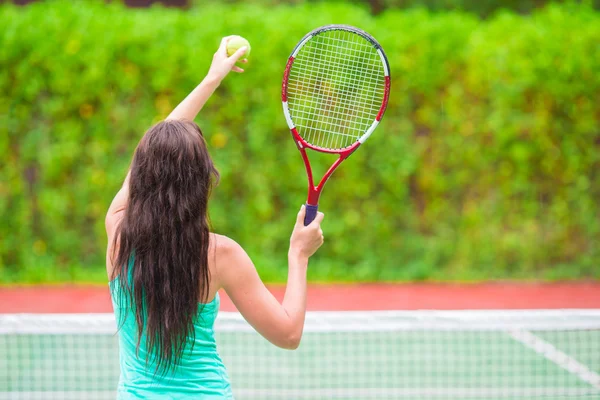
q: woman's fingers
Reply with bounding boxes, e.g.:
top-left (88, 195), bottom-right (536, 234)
top-left (218, 35), bottom-right (238, 56)
top-left (217, 37), bottom-right (229, 55)
top-left (220, 35), bottom-right (236, 47)
top-left (228, 46), bottom-right (248, 63)
top-left (232, 65), bottom-right (244, 73)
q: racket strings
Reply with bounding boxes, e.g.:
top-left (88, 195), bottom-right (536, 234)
top-left (290, 33), bottom-right (382, 148)
top-left (287, 29), bottom-right (385, 150)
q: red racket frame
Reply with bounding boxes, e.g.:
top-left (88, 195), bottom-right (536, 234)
top-left (282, 25), bottom-right (391, 225)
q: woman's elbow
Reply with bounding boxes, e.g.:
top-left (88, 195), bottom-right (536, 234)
top-left (272, 328), bottom-right (302, 350)
top-left (281, 331), bottom-right (302, 350)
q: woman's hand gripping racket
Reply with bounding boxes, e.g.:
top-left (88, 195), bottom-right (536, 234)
top-left (282, 25), bottom-right (391, 225)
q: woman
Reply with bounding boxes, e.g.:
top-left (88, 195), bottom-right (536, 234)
top-left (105, 36), bottom-right (325, 399)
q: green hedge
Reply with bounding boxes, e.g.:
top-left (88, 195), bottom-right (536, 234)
top-left (369, 0), bottom-right (600, 16)
top-left (194, 0), bottom-right (600, 17)
top-left (1, 0), bottom-right (599, 283)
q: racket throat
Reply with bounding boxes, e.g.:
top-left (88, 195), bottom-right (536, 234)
top-left (303, 145), bottom-right (359, 206)
top-left (306, 188), bottom-right (320, 206)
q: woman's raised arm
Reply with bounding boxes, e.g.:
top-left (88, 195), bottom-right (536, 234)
top-left (167, 36), bottom-right (248, 121)
top-left (106, 37), bottom-right (247, 233)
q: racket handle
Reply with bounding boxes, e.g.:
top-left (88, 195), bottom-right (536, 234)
top-left (304, 204), bottom-right (319, 226)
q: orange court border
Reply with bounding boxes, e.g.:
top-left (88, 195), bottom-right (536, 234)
top-left (1, 282), bottom-right (599, 313)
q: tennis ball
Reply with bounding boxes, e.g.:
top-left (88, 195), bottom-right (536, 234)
top-left (226, 36), bottom-right (251, 58)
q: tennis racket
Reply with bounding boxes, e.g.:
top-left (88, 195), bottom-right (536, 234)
top-left (282, 25), bottom-right (391, 225)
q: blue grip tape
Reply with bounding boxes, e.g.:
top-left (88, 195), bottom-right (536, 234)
top-left (304, 204), bottom-right (319, 226)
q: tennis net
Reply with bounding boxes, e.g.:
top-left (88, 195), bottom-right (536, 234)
top-left (1, 310), bottom-right (600, 399)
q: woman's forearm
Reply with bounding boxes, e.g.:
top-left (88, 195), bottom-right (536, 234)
top-left (166, 37), bottom-right (247, 122)
top-left (281, 253), bottom-right (309, 345)
top-left (166, 76), bottom-right (221, 121)
top-left (166, 36), bottom-right (247, 122)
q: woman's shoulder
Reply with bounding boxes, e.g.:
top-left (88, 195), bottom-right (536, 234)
top-left (210, 233), bottom-right (247, 261)
top-left (209, 233), bottom-right (255, 291)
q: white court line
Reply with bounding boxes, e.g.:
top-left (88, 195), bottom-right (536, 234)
top-left (235, 387), bottom-right (600, 398)
top-left (0, 393), bottom-right (116, 400)
top-left (509, 330), bottom-right (600, 390)
top-left (1, 387), bottom-right (599, 399)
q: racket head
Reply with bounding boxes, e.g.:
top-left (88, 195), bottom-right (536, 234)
top-left (282, 25), bottom-right (391, 153)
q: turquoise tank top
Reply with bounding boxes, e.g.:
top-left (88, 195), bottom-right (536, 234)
top-left (110, 278), bottom-right (233, 399)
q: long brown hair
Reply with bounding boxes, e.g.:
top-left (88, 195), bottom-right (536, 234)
top-left (111, 119), bottom-right (219, 373)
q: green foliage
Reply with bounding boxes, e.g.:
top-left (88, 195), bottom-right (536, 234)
top-left (197, 0), bottom-right (600, 18)
top-left (1, 0), bottom-right (599, 283)
top-left (377, 0), bottom-right (600, 17)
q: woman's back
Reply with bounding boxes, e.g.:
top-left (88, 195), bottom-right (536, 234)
top-left (111, 277), bottom-right (232, 399)
top-left (105, 37), bottom-right (324, 399)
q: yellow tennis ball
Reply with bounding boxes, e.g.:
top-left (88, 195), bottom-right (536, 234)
top-left (226, 36), bottom-right (251, 58)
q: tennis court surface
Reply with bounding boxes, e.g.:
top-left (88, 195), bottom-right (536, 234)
top-left (1, 309), bottom-right (599, 399)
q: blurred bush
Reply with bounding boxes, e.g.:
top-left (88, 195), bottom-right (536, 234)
top-left (369, 0), bottom-right (599, 16)
top-left (196, 0), bottom-right (600, 17)
top-left (1, 0), bottom-right (599, 282)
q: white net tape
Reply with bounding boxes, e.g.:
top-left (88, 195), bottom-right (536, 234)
top-left (1, 310), bottom-right (600, 399)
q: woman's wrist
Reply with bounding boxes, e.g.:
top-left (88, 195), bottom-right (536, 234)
top-left (288, 249), bottom-right (309, 266)
top-left (202, 73), bottom-right (223, 88)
